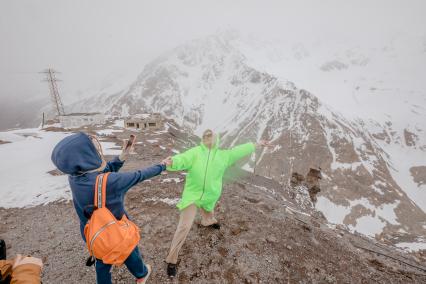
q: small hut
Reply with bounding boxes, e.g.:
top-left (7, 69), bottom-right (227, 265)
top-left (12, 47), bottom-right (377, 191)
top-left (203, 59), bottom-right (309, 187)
top-left (124, 113), bottom-right (163, 131)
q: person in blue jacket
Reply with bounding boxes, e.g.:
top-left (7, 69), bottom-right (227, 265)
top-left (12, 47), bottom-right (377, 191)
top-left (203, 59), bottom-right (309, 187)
top-left (51, 132), bottom-right (168, 284)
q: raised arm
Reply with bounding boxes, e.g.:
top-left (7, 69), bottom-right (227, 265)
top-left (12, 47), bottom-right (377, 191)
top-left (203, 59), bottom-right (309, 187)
top-left (166, 147), bottom-right (197, 172)
top-left (102, 138), bottom-right (136, 173)
top-left (103, 156), bottom-right (124, 173)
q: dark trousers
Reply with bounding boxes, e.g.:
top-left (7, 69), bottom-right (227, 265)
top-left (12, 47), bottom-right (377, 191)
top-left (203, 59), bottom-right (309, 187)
top-left (95, 246), bottom-right (148, 284)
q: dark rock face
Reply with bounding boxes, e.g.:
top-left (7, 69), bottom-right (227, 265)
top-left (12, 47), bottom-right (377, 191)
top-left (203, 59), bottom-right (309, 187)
top-left (410, 166), bottom-right (426, 186)
top-left (290, 172), bottom-right (305, 187)
top-left (290, 168), bottom-right (322, 203)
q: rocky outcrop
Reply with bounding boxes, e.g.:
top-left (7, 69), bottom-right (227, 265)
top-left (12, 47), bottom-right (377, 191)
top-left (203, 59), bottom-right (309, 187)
top-left (290, 168), bottom-right (322, 203)
top-left (410, 166), bottom-right (426, 187)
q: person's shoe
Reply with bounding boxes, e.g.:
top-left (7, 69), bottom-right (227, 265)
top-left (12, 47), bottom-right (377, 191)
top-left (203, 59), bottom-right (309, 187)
top-left (167, 263), bottom-right (177, 277)
top-left (208, 223), bottom-right (221, 230)
top-left (136, 264), bottom-right (152, 284)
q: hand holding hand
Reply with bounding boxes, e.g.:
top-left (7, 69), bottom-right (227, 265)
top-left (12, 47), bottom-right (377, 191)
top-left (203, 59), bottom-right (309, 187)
top-left (161, 156), bottom-right (173, 167)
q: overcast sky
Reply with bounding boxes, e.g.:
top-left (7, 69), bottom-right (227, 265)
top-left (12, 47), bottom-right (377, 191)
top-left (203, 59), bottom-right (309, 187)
top-left (1, 0), bottom-right (425, 104)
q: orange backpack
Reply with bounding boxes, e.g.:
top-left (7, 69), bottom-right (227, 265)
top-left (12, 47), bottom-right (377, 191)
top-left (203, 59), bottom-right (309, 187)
top-left (84, 173), bottom-right (140, 265)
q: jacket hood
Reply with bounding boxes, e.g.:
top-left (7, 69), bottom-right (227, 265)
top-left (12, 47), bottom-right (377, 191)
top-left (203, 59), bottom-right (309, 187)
top-left (200, 133), bottom-right (220, 151)
top-left (51, 132), bottom-right (103, 175)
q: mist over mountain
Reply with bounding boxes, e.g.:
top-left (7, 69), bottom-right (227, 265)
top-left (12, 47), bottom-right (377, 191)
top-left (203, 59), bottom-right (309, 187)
top-left (66, 32), bottom-right (426, 246)
top-left (0, 96), bottom-right (47, 131)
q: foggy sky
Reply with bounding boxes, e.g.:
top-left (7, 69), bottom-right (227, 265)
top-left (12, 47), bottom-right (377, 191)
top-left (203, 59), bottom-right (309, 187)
top-left (1, 0), bottom-right (425, 104)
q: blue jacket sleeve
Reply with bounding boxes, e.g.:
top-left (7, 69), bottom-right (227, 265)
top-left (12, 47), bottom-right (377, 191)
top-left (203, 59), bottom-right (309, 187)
top-left (108, 164), bottom-right (166, 194)
top-left (103, 156), bottom-right (124, 173)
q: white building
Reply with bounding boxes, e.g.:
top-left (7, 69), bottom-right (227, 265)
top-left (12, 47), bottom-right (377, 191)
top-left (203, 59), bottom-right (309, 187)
top-left (59, 113), bottom-right (105, 128)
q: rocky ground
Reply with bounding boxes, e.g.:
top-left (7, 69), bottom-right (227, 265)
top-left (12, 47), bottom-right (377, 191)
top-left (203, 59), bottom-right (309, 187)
top-left (1, 122), bottom-right (426, 283)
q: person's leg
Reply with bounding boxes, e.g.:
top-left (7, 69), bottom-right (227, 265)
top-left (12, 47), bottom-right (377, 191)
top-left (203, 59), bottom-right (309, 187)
top-left (199, 207), bottom-right (218, 226)
top-left (124, 246), bottom-right (149, 279)
top-left (165, 204), bottom-right (198, 264)
top-left (95, 259), bottom-right (112, 284)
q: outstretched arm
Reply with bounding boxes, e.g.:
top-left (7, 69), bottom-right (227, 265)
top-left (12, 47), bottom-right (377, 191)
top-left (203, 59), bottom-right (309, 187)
top-left (226, 142), bottom-right (256, 167)
top-left (166, 147), bottom-right (197, 172)
top-left (226, 140), bottom-right (272, 167)
top-left (109, 163), bottom-right (166, 194)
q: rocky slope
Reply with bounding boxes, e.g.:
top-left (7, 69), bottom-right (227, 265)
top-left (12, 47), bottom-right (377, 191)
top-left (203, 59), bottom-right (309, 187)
top-left (1, 124), bottom-right (426, 283)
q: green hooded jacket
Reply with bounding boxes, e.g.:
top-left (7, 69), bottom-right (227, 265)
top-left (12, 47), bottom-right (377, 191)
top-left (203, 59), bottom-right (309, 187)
top-left (167, 137), bottom-right (256, 211)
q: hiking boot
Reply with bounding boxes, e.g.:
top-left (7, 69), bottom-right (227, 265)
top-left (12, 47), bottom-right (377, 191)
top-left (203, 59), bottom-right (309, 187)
top-left (136, 264), bottom-right (152, 284)
top-left (208, 223), bottom-right (221, 230)
top-left (167, 263), bottom-right (177, 277)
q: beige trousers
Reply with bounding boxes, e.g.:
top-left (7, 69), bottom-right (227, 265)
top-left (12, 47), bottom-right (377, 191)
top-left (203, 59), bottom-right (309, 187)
top-left (165, 204), bottom-right (218, 264)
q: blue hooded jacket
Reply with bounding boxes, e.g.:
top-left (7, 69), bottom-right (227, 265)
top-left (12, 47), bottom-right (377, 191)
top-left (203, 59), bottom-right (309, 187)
top-left (51, 132), bottom-right (165, 241)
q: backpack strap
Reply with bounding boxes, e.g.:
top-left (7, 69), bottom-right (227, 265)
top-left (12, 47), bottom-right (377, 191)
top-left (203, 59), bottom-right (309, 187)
top-left (94, 172), bottom-right (110, 208)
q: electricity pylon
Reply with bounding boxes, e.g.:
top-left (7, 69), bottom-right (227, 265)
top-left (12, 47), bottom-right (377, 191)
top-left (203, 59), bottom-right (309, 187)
top-left (40, 68), bottom-right (65, 117)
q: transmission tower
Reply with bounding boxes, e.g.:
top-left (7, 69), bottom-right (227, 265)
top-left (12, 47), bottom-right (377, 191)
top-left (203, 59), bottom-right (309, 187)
top-left (40, 68), bottom-right (65, 117)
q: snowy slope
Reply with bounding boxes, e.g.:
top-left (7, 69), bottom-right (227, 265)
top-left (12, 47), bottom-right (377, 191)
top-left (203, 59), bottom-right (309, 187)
top-left (0, 129), bottom-right (71, 208)
top-left (234, 35), bottom-right (426, 126)
top-left (0, 120), bottom-right (131, 208)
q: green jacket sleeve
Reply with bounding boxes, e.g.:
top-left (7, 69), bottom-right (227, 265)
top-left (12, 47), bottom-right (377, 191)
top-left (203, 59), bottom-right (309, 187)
top-left (226, 142), bottom-right (256, 167)
top-left (166, 147), bottom-right (197, 171)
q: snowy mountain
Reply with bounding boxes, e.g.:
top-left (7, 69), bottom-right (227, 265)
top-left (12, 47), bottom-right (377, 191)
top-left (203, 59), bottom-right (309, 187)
top-left (68, 33), bottom-right (426, 247)
top-left (234, 34), bottom-right (426, 126)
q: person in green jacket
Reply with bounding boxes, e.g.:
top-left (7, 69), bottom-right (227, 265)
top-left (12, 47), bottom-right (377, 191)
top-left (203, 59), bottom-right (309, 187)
top-left (164, 129), bottom-right (271, 277)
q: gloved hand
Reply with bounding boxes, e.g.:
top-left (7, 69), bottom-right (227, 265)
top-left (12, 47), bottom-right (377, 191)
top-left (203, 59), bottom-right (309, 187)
top-left (13, 254), bottom-right (43, 270)
top-left (11, 254), bottom-right (43, 284)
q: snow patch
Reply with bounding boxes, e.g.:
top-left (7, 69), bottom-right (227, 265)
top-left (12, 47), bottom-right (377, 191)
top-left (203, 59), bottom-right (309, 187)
top-left (161, 178), bottom-right (182, 183)
top-left (352, 215), bottom-right (386, 236)
top-left (316, 196), bottom-right (351, 224)
top-left (99, 141), bottom-right (122, 155)
top-left (316, 196), bottom-right (400, 236)
top-left (96, 129), bottom-right (117, 136)
top-left (0, 128), bottom-right (71, 208)
top-left (396, 242), bottom-right (426, 252)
